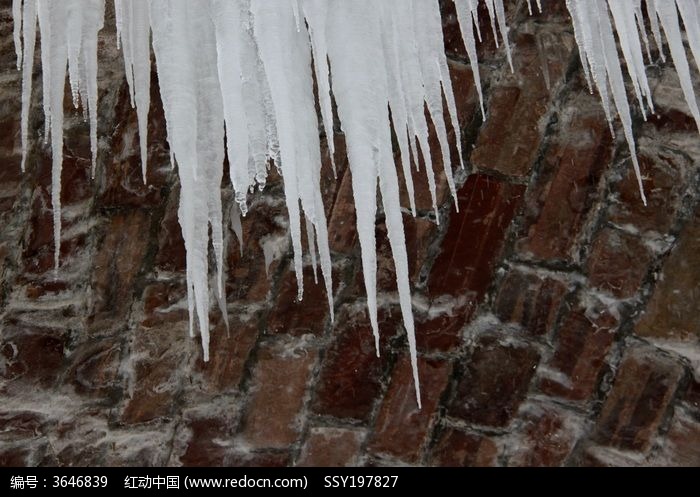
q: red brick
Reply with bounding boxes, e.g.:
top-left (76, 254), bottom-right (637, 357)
top-left (312, 308), bottom-right (399, 422)
top-left (21, 188), bottom-right (90, 275)
top-left (539, 306), bottom-right (617, 401)
top-left (415, 298), bottom-right (476, 353)
top-left (471, 27), bottom-right (574, 178)
top-left (594, 346), bottom-right (683, 452)
top-left (449, 334), bottom-right (539, 427)
top-left (586, 228), bottom-right (653, 299)
top-left (608, 141), bottom-right (690, 236)
top-left (516, 89), bottom-right (612, 262)
top-left (509, 403), bottom-right (581, 466)
top-left (141, 280), bottom-right (188, 327)
top-left (297, 427), bottom-right (364, 467)
top-left (89, 211), bottom-right (150, 331)
top-left (180, 413), bottom-right (238, 466)
top-left (429, 174), bottom-right (524, 298)
top-left (650, 411), bottom-right (700, 466)
top-left (0, 320), bottom-right (68, 387)
top-left (239, 337), bottom-right (316, 449)
top-left (430, 428), bottom-right (498, 467)
top-left (267, 265), bottom-right (332, 336)
top-left (192, 319), bottom-right (258, 393)
top-left (368, 355), bottom-right (451, 463)
top-left (636, 210), bottom-right (700, 342)
top-left (121, 323), bottom-right (189, 424)
top-left (493, 269), bottom-right (568, 336)
top-left (64, 337), bottom-right (122, 398)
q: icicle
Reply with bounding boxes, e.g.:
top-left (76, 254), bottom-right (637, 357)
top-left (302, 0), bottom-right (336, 176)
top-left (326, 0), bottom-right (420, 406)
top-left (19, 0), bottom-right (37, 173)
top-left (666, 0), bottom-right (700, 131)
top-left (116, 0), bottom-right (150, 182)
top-left (455, 0), bottom-right (485, 117)
top-left (646, 0), bottom-right (667, 62)
top-left (13, 0), bottom-right (23, 70)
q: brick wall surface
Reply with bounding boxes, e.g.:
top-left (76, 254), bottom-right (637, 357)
top-left (0, 1), bottom-right (698, 467)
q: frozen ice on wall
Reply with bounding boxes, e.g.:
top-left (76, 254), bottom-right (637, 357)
top-left (12, 0), bottom-right (700, 406)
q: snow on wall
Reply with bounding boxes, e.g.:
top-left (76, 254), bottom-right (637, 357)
top-left (11, 0), bottom-right (700, 406)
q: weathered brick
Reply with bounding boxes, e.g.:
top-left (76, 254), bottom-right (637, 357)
top-left (429, 428), bottom-right (498, 467)
top-left (64, 337), bottom-right (122, 398)
top-left (415, 297), bottom-right (476, 353)
top-left (179, 413), bottom-right (238, 466)
top-left (450, 334), bottom-right (539, 427)
top-left (368, 355), bottom-right (450, 463)
top-left (607, 138), bottom-right (691, 236)
top-left (429, 174), bottom-right (524, 298)
top-left (192, 319), bottom-right (258, 394)
top-left (594, 346), bottom-right (683, 452)
top-left (471, 26), bottom-right (574, 178)
top-left (121, 323), bottom-right (189, 424)
top-left (239, 337), bottom-right (316, 449)
top-left (141, 280), bottom-right (188, 327)
top-left (636, 209), bottom-right (700, 342)
top-left (0, 320), bottom-right (68, 387)
top-left (586, 228), bottom-right (652, 299)
top-left (267, 265), bottom-right (332, 336)
top-left (297, 427), bottom-right (364, 467)
top-left (515, 89), bottom-right (611, 262)
top-left (493, 268), bottom-right (567, 336)
top-left (89, 210), bottom-right (150, 331)
top-left (539, 306), bottom-right (617, 401)
top-left (650, 411), bottom-right (700, 466)
top-left (509, 403), bottom-right (581, 467)
top-left (312, 308), bottom-right (399, 422)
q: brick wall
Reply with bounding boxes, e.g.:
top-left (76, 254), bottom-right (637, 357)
top-left (0, 1), bottom-right (698, 466)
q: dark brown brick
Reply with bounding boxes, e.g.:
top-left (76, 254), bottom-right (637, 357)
top-left (429, 174), bottom-right (524, 298)
top-left (239, 337), bottom-right (316, 449)
top-left (450, 334), bottom-right (539, 427)
top-left (586, 228), bottom-right (652, 299)
top-left (312, 308), bottom-right (399, 422)
top-left (415, 298), bottom-right (476, 353)
top-left (650, 411), bottom-right (700, 466)
top-left (509, 403), bottom-right (580, 466)
top-left (636, 209), bottom-right (700, 342)
top-left (539, 307), bottom-right (617, 401)
top-left (516, 90), bottom-right (612, 262)
top-left (192, 319), bottom-right (259, 394)
top-left (430, 428), bottom-right (498, 467)
top-left (594, 347), bottom-right (683, 452)
top-left (607, 141), bottom-right (691, 236)
top-left (89, 210), bottom-right (150, 331)
top-left (0, 321), bottom-right (68, 387)
top-left (297, 427), bottom-right (364, 467)
top-left (493, 268), bottom-right (568, 336)
top-left (368, 355), bottom-right (450, 463)
top-left (267, 265), bottom-right (332, 336)
top-left (121, 323), bottom-right (189, 424)
top-left (471, 26), bottom-right (574, 178)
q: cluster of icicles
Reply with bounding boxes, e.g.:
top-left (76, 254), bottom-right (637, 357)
top-left (11, 0), bottom-right (700, 406)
